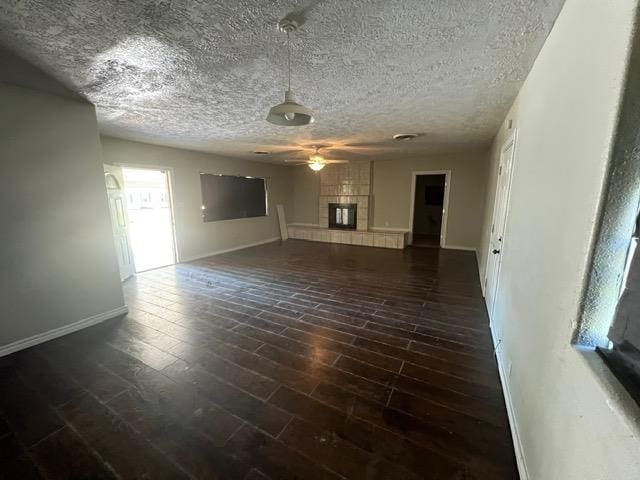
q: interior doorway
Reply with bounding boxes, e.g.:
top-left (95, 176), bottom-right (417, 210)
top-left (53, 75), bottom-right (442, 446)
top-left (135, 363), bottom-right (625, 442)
top-left (410, 171), bottom-right (450, 248)
top-left (121, 167), bottom-right (177, 272)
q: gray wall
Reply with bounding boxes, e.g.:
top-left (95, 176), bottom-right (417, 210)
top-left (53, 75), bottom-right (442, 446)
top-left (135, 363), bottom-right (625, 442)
top-left (101, 137), bottom-right (294, 261)
top-left (0, 45), bottom-right (84, 101)
top-left (0, 83), bottom-right (125, 350)
top-left (477, 0), bottom-right (640, 477)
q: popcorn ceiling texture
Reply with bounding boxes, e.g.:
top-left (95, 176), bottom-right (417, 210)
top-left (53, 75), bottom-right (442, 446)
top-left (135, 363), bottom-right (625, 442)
top-left (0, 0), bottom-right (564, 162)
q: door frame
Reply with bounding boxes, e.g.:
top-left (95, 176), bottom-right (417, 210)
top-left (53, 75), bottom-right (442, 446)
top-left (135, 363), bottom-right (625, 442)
top-left (484, 130), bottom-right (518, 321)
top-left (409, 170), bottom-right (451, 247)
top-left (117, 164), bottom-right (180, 265)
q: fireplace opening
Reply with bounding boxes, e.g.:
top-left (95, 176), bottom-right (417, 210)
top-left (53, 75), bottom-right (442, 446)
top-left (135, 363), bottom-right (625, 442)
top-left (329, 203), bottom-right (357, 230)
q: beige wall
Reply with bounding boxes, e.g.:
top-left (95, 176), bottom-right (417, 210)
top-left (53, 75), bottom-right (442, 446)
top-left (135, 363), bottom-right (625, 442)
top-left (477, 0), bottom-right (640, 478)
top-left (372, 153), bottom-right (489, 249)
top-left (291, 165), bottom-right (320, 225)
top-left (289, 153), bottom-right (489, 250)
top-left (101, 137), bottom-right (293, 261)
top-left (0, 83), bottom-right (125, 351)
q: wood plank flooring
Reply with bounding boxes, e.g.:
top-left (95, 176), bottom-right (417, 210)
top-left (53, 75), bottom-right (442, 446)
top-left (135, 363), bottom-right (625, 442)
top-left (0, 240), bottom-right (518, 479)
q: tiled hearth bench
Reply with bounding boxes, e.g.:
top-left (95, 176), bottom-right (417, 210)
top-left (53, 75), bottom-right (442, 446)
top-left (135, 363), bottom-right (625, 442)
top-left (287, 224), bottom-right (408, 249)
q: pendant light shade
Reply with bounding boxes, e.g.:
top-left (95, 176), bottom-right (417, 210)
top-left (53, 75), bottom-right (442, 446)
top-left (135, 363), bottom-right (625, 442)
top-left (266, 90), bottom-right (314, 126)
top-left (266, 17), bottom-right (313, 126)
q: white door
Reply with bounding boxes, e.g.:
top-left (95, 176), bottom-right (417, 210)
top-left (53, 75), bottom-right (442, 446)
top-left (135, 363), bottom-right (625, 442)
top-left (485, 133), bottom-right (517, 321)
top-left (104, 165), bottom-right (135, 281)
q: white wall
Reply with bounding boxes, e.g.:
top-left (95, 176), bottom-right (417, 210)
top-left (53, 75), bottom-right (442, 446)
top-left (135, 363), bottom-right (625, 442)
top-left (477, 1), bottom-right (640, 478)
top-left (100, 137), bottom-right (293, 261)
top-left (0, 83), bottom-right (125, 352)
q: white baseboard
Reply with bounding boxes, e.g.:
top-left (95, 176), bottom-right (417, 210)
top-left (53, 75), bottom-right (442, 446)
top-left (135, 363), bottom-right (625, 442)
top-left (443, 244), bottom-right (477, 252)
top-left (287, 223), bottom-right (321, 227)
top-left (370, 227), bottom-right (410, 233)
top-left (477, 251), bottom-right (486, 297)
top-left (180, 237), bottom-right (281, 263)
top-left (0, 305), bottom-right (129, 358)
top-left (490, 327), bottom-right (529, 480)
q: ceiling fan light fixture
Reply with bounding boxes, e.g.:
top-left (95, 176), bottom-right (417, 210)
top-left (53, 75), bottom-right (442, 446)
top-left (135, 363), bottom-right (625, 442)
top-left (308, 161), bottom-right (325, 172)
top-left (266, 90), bottom-right (314, 126)
top-left (307, 147), bottom-right (326, 171)
top-left (309, 152), bottom-right (324, 163)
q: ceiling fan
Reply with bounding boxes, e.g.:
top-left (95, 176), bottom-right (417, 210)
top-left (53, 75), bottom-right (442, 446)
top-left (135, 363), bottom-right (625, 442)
top-left (264, 140), bottom-right (389, 157)
top-left (251, 135), bottom-right (423, 169)
top-left (284, 146), bottom-right (348, 171)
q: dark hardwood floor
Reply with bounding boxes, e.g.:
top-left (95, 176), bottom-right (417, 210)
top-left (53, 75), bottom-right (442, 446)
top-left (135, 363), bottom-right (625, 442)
top-left (411, 233), bottom-right (442, 248)
top-left (0, 240), bottom-right (518, 479)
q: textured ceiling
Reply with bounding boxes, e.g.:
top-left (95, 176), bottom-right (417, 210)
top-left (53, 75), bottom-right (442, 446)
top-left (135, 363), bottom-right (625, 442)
top-left (0, 0), bottom-right (564, 163)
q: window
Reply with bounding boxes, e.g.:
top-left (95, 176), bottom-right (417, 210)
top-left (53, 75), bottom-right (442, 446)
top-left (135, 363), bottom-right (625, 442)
top-left (200, 174), bottom-right (267, 222)
top-left (597, 214), bottom-right (640, 407)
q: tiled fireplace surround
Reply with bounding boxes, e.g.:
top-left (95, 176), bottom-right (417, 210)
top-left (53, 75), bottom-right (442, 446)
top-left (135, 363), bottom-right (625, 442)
top-left (288, 161), bottom-right (408, 249)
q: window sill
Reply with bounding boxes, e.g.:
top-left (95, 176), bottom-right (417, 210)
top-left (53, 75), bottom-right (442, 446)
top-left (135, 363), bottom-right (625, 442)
top-left (575, 346), bottom-right (640, 434)
top-left (596, 345), bottom-right (640, 409)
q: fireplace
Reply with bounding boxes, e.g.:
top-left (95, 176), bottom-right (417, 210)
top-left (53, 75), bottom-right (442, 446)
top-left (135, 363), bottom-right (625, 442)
top-left (329, 203), bottom-right (357, 230)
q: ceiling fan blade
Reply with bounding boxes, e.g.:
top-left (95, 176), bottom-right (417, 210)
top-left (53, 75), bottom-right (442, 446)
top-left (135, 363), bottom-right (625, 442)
top-left (328, 145), bottom-right (395, 154)
top-left (265, 148), bottom-right (305, 156)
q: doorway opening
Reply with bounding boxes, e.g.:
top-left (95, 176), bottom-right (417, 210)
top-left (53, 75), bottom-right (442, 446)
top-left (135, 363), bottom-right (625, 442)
top-left (410, 172), bottom-right (450, 248)
top-left (122, 167), bottom-right (177, 272)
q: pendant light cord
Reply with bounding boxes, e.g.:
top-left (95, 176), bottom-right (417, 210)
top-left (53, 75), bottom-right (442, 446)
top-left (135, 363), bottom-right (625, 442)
top-left (287, 31), bottom-right (291, 91)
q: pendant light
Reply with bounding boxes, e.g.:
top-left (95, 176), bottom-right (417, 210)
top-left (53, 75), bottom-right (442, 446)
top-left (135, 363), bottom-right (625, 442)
top-left (266, 18), bottom-right (314, 126)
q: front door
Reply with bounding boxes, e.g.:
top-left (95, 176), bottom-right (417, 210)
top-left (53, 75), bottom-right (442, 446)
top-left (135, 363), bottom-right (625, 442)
top-left (104, 164), bottom-right (135, 281)
top-left (485, 133), bottom-right (517, 322)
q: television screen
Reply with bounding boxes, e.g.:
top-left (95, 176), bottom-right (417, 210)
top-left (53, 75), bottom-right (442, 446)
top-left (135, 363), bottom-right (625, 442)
top-left (200, 174), bottom-right (267, 222)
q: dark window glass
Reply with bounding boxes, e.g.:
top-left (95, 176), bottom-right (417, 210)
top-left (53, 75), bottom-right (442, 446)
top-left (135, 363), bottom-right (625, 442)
top-left (200, 174), bottom-right (267, 222)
